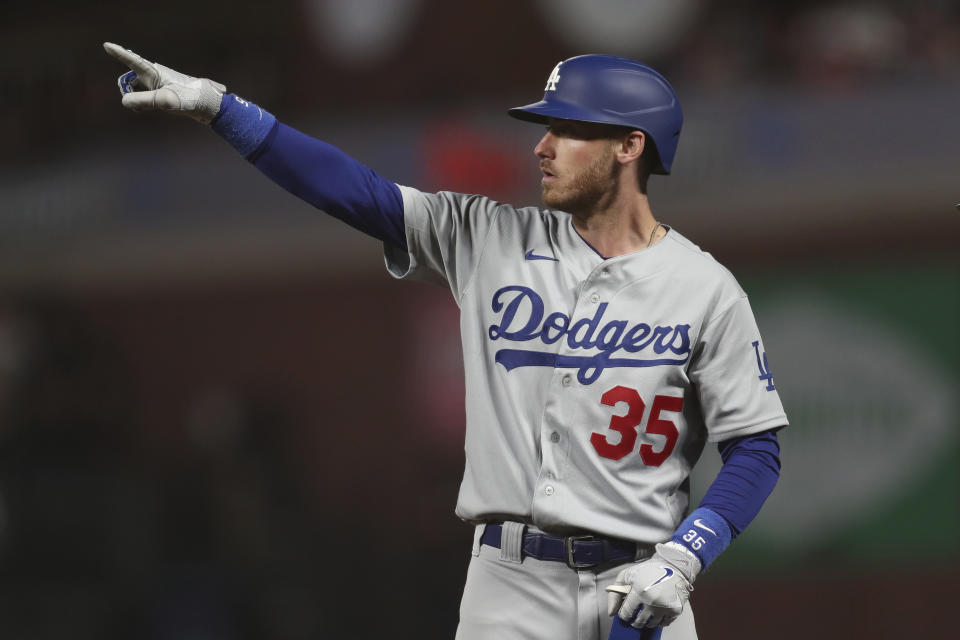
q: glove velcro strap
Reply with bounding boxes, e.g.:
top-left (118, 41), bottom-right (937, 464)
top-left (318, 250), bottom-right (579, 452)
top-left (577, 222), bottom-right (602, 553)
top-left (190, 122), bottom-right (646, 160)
top-left (670, 507), bottom-right (732, 572)
top-left (654, 542), bottom-right (701, 584)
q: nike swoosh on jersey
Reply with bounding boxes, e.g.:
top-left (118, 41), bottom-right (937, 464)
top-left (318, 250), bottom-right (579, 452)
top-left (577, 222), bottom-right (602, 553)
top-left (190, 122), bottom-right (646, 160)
top-left (693, 519), bottom-right (717, 536)
top-left (646, 568), bottom-right (674, 590)
top-left (524, 249), bottom-right (559, 261)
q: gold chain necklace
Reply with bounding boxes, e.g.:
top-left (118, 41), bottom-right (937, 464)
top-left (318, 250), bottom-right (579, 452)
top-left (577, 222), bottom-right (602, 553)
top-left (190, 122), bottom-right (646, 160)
top-left (647, 222), bottom-right (664, 247)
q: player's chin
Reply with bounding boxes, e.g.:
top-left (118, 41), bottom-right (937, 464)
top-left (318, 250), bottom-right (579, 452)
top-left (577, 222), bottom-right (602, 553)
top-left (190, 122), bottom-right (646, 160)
top-left (540, 184), bottom-right (566, 209)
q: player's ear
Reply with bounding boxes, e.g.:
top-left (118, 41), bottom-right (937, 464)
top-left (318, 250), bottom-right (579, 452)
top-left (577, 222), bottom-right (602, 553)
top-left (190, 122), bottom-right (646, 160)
top-left (615, 130), bottom-right (646, 165)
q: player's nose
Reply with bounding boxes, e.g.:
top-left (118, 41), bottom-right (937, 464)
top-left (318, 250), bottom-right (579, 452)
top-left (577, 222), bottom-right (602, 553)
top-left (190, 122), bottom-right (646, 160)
top-left (534, 131), bottom-right (555, 160)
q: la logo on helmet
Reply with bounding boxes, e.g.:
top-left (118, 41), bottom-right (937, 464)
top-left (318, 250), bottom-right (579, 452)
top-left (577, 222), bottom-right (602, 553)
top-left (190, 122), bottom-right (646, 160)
top-left (545, 62), bottom-right (562, 91)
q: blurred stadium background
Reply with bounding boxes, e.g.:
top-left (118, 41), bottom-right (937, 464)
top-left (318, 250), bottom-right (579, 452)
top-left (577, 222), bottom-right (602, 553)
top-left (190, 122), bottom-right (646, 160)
top-left (0, 1), bottom-right (957, 638)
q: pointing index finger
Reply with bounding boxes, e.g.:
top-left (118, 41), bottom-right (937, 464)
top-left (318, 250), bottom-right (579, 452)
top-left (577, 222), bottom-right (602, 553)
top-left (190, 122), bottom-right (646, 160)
top-left (103, 42), bottom-right (158, 88)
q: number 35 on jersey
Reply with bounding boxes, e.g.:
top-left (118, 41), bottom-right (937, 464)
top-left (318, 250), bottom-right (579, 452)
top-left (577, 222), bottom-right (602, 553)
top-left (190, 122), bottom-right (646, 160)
top-left (591, 385), bottom-right (682, 466)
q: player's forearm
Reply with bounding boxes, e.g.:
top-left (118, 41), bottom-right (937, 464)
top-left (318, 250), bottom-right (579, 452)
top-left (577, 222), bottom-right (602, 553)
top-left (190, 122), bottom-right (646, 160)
top-left (699, 429), bottom-right (782, 537)
top-left (211, 94), bottom-right (406, 249)
top-left (662, 429), bottom-right (781, 574)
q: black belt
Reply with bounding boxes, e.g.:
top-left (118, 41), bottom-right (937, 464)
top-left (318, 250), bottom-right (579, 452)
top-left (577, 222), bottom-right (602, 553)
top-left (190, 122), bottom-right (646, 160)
top-left (480, 524), bottom-right (639, 570)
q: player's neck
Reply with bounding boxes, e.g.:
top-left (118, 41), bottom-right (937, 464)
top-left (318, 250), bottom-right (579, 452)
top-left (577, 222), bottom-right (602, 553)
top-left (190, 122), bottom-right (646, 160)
top-left (571, 191), bottom-right (661, 258)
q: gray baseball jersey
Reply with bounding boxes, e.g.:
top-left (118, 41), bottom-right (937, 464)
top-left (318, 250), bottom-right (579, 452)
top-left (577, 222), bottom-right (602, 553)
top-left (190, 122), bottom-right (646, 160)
top-left (385, 186), bottom-right (787, 544)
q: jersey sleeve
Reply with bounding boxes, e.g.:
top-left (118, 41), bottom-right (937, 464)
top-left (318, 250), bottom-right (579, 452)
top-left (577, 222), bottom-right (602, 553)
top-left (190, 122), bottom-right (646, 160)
top-left (383, 186), bottom-right (504, 301)
top-left (689, 296), bottom-right (788, 442)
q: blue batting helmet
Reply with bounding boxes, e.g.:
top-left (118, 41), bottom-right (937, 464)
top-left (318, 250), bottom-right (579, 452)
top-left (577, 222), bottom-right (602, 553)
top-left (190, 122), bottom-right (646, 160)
top-left (508, 55), bottom-right (683, 175)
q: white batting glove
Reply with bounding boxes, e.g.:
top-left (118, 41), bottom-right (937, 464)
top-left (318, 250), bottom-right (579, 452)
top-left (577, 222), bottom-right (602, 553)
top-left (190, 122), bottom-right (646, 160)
top-left (606, 542), bottom-right (701, 629)
top-left (103, 42), bottom-right (226, 124)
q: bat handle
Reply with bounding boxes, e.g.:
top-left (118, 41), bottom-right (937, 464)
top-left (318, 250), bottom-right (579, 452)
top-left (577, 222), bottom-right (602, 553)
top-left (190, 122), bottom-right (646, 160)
top-left (609, 616), bottom-right (663, 640)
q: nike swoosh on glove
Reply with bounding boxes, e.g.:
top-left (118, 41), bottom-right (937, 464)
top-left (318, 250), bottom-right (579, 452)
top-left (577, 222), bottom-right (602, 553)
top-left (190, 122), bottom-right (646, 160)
top-left (606, 542), bottom-right (700, 629)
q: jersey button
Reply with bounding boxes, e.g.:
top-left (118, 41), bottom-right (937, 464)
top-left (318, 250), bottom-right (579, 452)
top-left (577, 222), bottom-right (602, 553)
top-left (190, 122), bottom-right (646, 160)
top-left (561, 374), bottom-right (572, 386)
top-left (550, 432), bottom-right (560, 443)
top-left (544, 485), bottom-right (555, 496)
top-left (590, 293), bottom-right (600, 303)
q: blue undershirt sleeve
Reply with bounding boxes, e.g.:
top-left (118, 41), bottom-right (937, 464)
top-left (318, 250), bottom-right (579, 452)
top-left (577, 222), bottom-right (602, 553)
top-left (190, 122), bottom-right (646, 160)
top-left (210, 94), bottom-right (406, 249)
top-left (698, 429), bottom-right (782, 537)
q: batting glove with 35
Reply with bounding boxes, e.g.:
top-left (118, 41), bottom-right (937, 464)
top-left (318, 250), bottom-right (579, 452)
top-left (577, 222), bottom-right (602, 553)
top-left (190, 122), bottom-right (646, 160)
top-left (606, 541), bottom-right (701, 629)
top-left (103, 42), bottom-right (226, 124)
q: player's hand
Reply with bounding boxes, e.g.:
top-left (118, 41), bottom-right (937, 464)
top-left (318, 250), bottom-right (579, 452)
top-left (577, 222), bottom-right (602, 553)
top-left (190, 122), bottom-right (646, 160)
top-left (605, 542), bottom-right (700, 629)
top-left (103, 42), bottom-right (226, 124)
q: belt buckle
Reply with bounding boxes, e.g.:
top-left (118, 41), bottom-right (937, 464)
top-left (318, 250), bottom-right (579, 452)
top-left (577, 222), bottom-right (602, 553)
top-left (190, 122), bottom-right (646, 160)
top-left (565, 535), bottom-right (597, 570)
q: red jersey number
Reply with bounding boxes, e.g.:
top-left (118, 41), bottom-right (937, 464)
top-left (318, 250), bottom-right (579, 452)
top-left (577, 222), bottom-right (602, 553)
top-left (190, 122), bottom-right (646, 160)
top-left (591, 387), bottom-right (682, 466)
top-left (589, 386), bottom-right (646, 461)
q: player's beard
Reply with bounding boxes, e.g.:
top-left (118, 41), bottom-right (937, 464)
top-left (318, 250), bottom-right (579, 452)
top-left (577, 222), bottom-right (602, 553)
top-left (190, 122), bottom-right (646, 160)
top-left (541, 147), bottom-right (617, 215)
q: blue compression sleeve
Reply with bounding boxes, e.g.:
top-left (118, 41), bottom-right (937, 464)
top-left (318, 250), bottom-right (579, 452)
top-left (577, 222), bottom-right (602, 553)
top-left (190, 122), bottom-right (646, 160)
top-left (211, 94), bottom-right (277, 157)
top-left (700, 430), bottom-right (782, 537)
top-left (669, 430), bottom-right (781, 569)
top-left (211, 94), bottom-right (406, 249)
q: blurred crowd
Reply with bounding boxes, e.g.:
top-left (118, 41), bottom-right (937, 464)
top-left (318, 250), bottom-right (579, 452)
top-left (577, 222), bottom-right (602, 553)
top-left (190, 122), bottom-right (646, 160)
top-left (681, 1), bottom-right (959, 89)
top-left (0, 287), bottom-right (468, 639)
top-left (2, 1), bottom-right (958, 168)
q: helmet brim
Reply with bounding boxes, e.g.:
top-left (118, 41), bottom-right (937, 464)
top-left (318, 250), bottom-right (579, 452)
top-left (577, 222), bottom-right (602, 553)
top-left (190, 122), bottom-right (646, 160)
top-left (508, 99), bottom-right (618, 127)
top-left (507, 100), bottom-right (670, 175)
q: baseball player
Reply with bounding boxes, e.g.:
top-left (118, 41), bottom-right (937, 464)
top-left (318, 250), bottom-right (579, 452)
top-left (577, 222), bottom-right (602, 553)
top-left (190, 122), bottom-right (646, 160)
top-left (104, 43), bottom-right (787, 640)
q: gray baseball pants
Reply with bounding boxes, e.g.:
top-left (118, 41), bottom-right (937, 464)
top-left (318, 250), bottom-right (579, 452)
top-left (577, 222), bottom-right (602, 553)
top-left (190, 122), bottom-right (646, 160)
top-left (455, 523), bottom-right (698, 640)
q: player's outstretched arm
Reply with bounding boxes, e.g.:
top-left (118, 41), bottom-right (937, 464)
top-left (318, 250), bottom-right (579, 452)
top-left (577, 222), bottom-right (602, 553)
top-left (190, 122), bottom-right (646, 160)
top-left (103, 42), bottom-right (406, 249)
